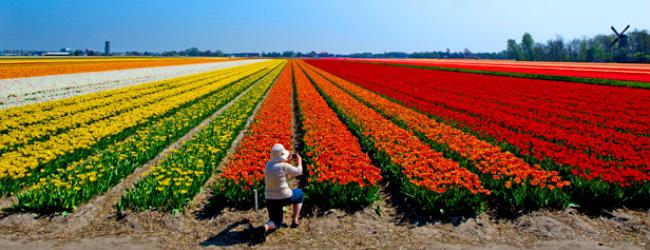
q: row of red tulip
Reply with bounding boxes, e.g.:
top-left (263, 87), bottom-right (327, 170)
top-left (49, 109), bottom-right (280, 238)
top-left (303, 62), bottom-right (571, 211)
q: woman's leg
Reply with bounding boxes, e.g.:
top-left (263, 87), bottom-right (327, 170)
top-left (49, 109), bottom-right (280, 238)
top-left (292, 203), bottom-right (302, 224)
top-left (265, 199), bottom-right (282, 232)
top-left (290, 189), bottom-right (305, 225)
top-left (264, 221), bottom-right (276, 232)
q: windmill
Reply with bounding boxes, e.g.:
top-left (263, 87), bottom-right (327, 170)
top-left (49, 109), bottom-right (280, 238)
top-left (609, 25), bottom-right (630, 48)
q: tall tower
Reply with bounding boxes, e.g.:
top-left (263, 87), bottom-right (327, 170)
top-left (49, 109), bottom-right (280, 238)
top-left (104, 41), bottom-right (110, 55)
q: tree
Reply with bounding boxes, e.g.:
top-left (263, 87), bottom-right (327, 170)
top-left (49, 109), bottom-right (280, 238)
top-left (185, 47), bottom-right (200, 57)
top-left (577, 39), bottom-right (589, 62)
top-left (629, 30), bottom-right (649, 54)
top-left (532, 43), bottom-right (546, 61)
top-left (585, 46), bottom-right (596, 62)
top-left (592, 35), bottom-right (613, 61)
top-left (546, 36), bottom-right (565, 61)
top-left (506, 39), bottom-right (520, 60)
top-left (567, 39), bottom-right (581, 62)
top-left (521, 33), bottom-right (534, 61)
top-left (162, 51), bottom-right (178, 56)
top-left (126, 51), bottom-right (142, 56)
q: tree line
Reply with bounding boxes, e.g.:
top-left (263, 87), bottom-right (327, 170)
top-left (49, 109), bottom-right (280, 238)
top-left (343, 50), bottom-right (506, 59)
top-left (143, 49), bottom-right (507, 59)
top-left (506, 30), bottom-right (650, 63)
top-left (158, 47), bottom-right (225, 57)
top-left (6, 30), bottom-right (649, 62)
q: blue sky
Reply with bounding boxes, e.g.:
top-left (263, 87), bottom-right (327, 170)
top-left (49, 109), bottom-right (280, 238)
top-left (1, 0), bottom-right (649, 53)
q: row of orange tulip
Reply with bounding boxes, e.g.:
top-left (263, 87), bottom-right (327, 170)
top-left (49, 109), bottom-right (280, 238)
top-left (216, 61), bottom-right (294, 206)
top-left (0, 58), bottom-right (234, 79)
top-left (293, 61), bottom-right (381, 207)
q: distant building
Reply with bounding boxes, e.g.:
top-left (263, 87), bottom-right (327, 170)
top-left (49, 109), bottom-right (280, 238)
top-left (105, 41), bottom-right (111, 55)
top-left (44, 52), bottom-right (71, 56)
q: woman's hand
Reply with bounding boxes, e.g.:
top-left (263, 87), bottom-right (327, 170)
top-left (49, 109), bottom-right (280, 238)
top-left (293, 153), bottom-right (302, 168)
top-left (288, 153), bottom-right (302, 164)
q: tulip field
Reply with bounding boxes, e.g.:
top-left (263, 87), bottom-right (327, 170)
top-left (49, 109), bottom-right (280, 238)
top-left (306, 59), bottom-right (650, 209)
top-left (364, 58), bottom-right (650, 87)
top-left (0, 57), bottom-right (648, 217)
top-left (0, 57), bottom-right (235, 79)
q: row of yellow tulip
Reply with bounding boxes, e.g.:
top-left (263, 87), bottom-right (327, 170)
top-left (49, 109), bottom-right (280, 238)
top-left (0, 61), bottom-right (278, 195)
top-left (11, 60), bottom-right (285, 212)
top-left (0, 64), bottom-right (254, 154)
top-left (0, 63), bottom-right (248, 133)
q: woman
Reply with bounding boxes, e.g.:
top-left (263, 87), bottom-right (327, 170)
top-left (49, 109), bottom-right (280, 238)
top-left (263, 143), bottom-right (303, 232)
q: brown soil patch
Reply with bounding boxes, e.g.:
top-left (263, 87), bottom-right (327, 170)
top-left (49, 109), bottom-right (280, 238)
top-left (1, 190), bottom-right (648, 249)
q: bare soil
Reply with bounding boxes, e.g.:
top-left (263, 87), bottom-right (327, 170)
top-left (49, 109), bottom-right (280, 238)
top-left (0, 188), bottom-right (648, 250)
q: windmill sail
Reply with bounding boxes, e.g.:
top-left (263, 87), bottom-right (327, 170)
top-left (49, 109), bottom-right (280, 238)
top-left (609, 25), bottom-right (630, 48)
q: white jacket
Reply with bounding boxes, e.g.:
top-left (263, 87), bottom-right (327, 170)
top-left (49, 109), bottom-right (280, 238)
top-left (264, 157), bottom-right (302, 200)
